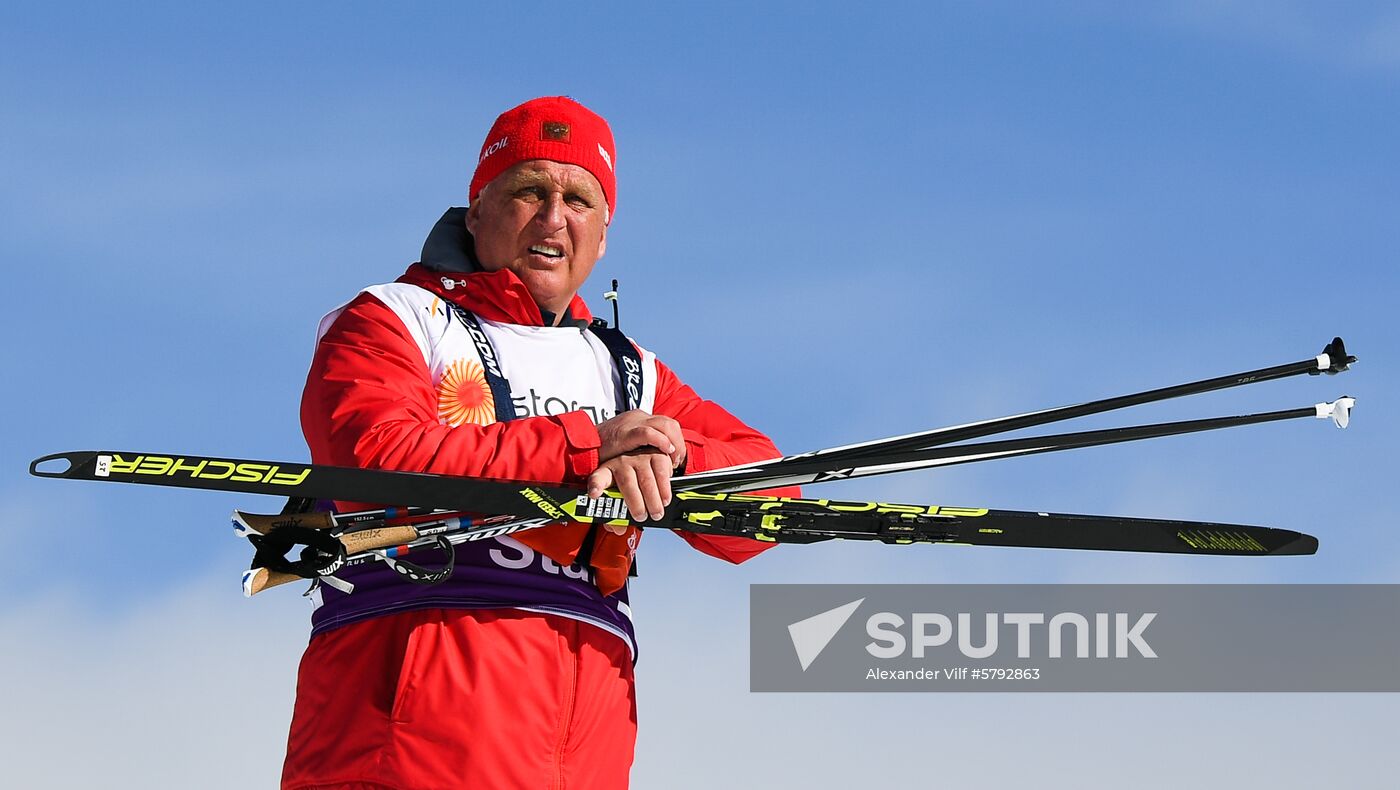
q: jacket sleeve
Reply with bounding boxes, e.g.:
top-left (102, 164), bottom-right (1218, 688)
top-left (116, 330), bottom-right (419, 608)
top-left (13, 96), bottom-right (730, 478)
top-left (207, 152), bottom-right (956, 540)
top-left (301, 292), bottom-right (602, 489)
top-left (651, 358), bottom-right (801, 564)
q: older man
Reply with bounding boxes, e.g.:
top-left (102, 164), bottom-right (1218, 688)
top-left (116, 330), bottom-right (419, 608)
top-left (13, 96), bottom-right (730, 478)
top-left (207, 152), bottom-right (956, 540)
top-left (281, 97), bottom-right (795, 789)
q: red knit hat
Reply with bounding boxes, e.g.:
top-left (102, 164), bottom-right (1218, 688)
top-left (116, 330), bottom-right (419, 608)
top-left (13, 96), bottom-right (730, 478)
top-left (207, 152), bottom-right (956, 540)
top-left (469, 96), bottom-right (617, 221)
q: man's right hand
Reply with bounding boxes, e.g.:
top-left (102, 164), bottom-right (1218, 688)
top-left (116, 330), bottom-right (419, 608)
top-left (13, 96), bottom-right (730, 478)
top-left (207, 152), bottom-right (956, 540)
top-left (596, 410), bottom-right (686, 469)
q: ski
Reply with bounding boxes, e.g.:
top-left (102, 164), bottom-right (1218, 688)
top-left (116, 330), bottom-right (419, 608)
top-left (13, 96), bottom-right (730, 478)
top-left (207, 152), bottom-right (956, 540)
top-left (29, 398), bottom-right (1354, 521)
top-left (247, 489), bottom-right (1316, 555)
top-left (29, 450), bottom-right (635, 519)
top-left (234, 496), bottom-right (1315, 596)
top-left (32, 449), bottom-right (1317, 573)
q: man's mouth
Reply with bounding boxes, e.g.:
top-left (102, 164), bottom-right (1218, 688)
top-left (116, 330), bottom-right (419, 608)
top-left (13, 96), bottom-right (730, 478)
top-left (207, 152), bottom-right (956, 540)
top-left (528, 244), bottom-right (564, 259)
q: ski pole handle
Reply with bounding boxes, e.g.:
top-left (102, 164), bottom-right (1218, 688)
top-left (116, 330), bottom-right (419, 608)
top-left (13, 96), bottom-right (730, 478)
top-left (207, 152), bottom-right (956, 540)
top-left (338, 526), bottom-right (422, 554)
top-left (242, 567), bottom-right (303, 596)
top-left (239, 525), bottom-right (424, 596)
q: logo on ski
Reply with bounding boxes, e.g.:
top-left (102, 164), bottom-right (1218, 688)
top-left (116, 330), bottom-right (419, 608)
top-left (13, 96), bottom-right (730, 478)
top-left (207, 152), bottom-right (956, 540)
top-left (106, 454), bottom-right (311, 487)
top-left (519, 487), bottom-right (567, 520)
top-left (457, 519), bottom-right (550, 542)
top-left (576, 495), bottom-right (630, 521)
top-left (1177, 530), bottom-right (1267, 552)
top-left (677, 491), bottom-right (988, 518)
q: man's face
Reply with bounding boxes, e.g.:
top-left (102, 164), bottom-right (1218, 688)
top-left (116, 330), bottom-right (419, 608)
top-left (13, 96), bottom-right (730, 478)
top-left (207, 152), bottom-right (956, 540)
top-left (466, 159), bottom-right (609, 320)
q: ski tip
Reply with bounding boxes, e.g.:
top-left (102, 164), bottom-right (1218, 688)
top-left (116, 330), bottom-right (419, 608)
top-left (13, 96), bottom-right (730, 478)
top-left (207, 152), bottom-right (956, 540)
top-left (1282, 532), bottom-right (1320, 556)
top-left (1314, 337), bottom-right (1357, 375)
top-left (1314, 397), bottom-right (1356, 429)
top-left (29, 452), bottom-right (78, 478)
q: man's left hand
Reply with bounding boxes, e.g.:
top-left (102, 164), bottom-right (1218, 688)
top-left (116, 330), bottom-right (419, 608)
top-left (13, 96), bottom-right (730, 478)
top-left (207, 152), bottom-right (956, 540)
top-left (586, 449), bottom-right (675, 522)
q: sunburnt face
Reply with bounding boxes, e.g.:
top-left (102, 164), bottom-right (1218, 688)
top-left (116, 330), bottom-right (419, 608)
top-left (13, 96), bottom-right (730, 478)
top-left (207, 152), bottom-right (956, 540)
top-left (466, 160), bottom-right (609, 321)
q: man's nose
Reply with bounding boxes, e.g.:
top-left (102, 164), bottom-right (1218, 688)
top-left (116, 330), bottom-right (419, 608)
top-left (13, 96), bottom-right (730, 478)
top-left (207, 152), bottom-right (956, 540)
top-left (533, 193), bottom-right (566, 231)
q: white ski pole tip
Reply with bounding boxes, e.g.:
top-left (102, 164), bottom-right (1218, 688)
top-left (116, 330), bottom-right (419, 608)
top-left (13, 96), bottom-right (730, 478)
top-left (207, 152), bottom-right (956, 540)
top-left (1315, 397), bottom-right (1355, 429)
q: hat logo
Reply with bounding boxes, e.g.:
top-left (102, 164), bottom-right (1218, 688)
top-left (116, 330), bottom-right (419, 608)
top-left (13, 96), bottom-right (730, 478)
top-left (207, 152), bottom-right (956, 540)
top-left (541, 121), bottom-right (571, 142)
top-left (597, 142), bottom-right (613, 171)
top-left (479, 136), bottom-right (509, 163)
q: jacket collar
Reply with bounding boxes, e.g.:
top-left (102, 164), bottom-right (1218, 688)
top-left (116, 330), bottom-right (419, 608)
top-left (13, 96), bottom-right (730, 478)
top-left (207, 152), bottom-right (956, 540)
top-left (404, 208), bottom-right (593, 327)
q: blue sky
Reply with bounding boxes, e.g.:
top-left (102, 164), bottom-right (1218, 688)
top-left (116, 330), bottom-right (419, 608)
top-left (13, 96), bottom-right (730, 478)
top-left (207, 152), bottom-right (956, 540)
top-left (2, 2), bottom-right (1396, 786)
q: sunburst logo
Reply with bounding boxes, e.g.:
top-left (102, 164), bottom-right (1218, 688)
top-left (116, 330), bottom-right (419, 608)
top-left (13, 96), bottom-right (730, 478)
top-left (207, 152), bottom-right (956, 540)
top-left (437, 359), bottom-right (496, 426)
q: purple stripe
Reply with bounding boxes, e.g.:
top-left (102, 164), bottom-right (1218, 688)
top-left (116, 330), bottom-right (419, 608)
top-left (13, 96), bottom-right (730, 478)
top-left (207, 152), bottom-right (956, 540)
top-left (310, 536), bottom-right (637, 659)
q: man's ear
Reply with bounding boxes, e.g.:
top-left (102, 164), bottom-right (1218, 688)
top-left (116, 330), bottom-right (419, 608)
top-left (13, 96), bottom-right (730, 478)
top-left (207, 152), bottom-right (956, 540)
top-left (597, 223), bottom-right (607, 258)
top-left (465, 200), bottom-right (481, 235)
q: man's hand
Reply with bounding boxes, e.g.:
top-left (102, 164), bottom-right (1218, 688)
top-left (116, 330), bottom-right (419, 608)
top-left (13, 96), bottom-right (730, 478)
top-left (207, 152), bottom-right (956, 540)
top-left (587, 450), bottom-right (675, 522)
top-left (596, 410), bottom-right (686, 468)
top-left (589, 411), bottom-right (686, 522)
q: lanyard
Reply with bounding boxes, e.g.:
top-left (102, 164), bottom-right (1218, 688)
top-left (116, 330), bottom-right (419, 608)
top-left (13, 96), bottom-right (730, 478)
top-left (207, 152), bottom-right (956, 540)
top-left (448, 304), bottom-right (644, 421)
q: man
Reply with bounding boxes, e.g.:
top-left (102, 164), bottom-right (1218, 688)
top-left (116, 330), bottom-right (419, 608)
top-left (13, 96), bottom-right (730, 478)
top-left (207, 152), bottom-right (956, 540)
top-left (281, 96), bottom-right (797, 789)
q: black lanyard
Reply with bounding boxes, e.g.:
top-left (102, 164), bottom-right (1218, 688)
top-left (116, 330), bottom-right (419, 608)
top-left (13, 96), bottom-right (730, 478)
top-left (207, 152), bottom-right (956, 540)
top-left (448, 305), bottom-right (644, 420)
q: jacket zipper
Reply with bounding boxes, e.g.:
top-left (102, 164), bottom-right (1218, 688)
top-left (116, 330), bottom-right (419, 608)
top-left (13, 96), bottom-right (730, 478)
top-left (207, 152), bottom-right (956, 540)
top-left (554, 622), bottom-right (580, 790)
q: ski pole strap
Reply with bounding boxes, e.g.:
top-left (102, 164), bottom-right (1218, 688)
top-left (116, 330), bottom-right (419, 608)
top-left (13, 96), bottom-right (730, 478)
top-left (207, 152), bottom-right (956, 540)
top-left (382, 536), bottom-right (457, 585)
top-left (248, 525), bottom-right (347, 579)
top-left (279, 495), bottom-right (318, 517)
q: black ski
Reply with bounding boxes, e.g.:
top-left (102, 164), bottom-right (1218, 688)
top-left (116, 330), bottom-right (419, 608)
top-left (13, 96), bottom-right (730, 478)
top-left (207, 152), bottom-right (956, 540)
top-left (31, 449), bottom-right (1318, 561)
top-left (235, 496), bottom-right (1315, 596)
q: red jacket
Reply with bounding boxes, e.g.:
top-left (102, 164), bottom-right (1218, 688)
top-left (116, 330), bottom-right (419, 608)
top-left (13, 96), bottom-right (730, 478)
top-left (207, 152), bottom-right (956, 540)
top-left (302, 262), bottom-right (795, 594)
